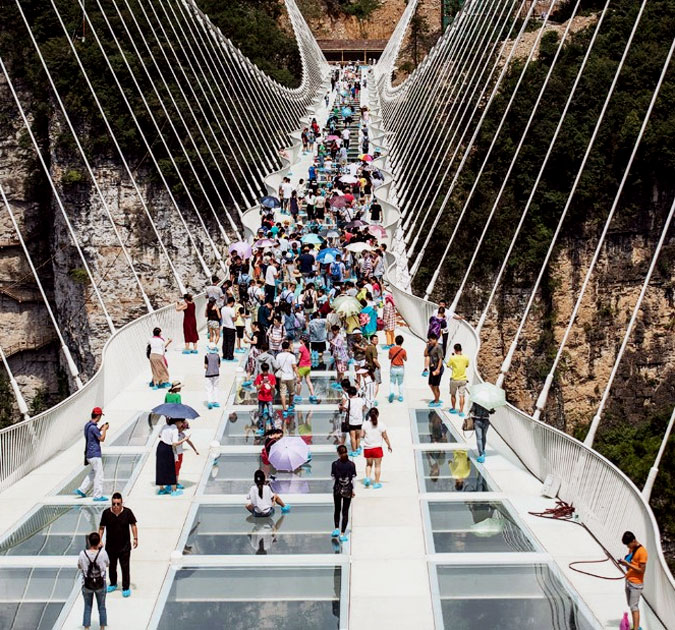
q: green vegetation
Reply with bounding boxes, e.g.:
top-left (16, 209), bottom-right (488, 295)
top-left (320, 0), bottom-right (382, 20)
top-left (0, 374), bottom-right (16, 430)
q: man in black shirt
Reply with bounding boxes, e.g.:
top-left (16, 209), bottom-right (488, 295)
top-left (98, 492), bottom-right (138, 598)
top-left (298, 247), bottom-right (316, 277)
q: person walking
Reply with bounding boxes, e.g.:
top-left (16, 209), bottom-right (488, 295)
top-left (361, 408), bottom-right (392, 489)
top-left (388, 335), bottom-right (407, 403)
top-left (296, 336), bottom-right (319, 404)
top-left (156, 419), bottom-right (188, 496)
top-left (204, 343), bottom-right (221, 409)
top-left (382, 294), bottom-right (396, 348)
top-left (619, 531), bottom-right (647, 630)
top-left (205, 297), bottom-right (221, 344)
top-left (78, 531), bottom-right (109, 630)
top-left (276, 340), bottom-right (299, 416)
top-left (471, 403), bottom-right (494, 463)
top-left (246, 470), bottom-right (290, 516)
top-left (98, 493), bottom-right (137, 599)
top-left (254, 362), bottom-right (276, 435)
top-left (176, 294), bottom-right (199, 354)
top-left (74, 408), bottom-right (109, 502)
top-left (331, 445), bottom-right (356, 543)
top-left (344, 386), bottom-right (365, 456)
top-left (365, 334), bottom-right (381, 401)
top-left (147, 327), bottom-right (172, 389)
top-left (447, 343), bottom-right (470, 417)
top-left (221, 296), bottom-right (237, 361)
top-left (425, 333), bottom-right (444, 407)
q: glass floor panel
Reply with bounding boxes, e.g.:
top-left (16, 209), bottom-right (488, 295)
top-left (427, 501), bottom-right (535, 553)
top-left (157, 566), bottom-right (343, 630)
top-left (220, 409), bottom-right (344, 445)
top-left (205, 453), bottom-right (335, 495)
top-left (232, 374), bottom-right (343, 405)
top-left (110, 412), bottom-right (160, 446)
top-left (184, 504), bottom-right (345, 555)
top-left (435, 564), bottom-right (599, 629)
top-left (0, 505), bottom-right (103, 556)
top-left (0, 567), bottom-right (78, 630)
top-left (417, 450), bottom-right (494, 493)
top-left (55, 454), bottom-right (142, 496)
top-left (412, 409), bottom-right (459, 444)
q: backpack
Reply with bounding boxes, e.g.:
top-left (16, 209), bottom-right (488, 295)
top-left (336, 476), bottom-right (353, 499)
top-left (238, 272), bottom-right (251, 287)
top-left (303, 291), bottom-right (314, 310)
top-left (330, 262), bottom-right (342, 280)
top-left (83, 549), bottom-right (104, 590)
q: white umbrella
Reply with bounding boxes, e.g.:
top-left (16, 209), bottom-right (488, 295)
top-left (469, 382), bottom-right (506, 410)
top-left (346, 242), bottom-right (373, 253)
top-left (340, 175), bottom-right (359, 184)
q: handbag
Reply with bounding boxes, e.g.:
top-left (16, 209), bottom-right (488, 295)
top-left (340, 398), bottom-right (351, 433)
top-left (462, 416), bottom-right (474, 432)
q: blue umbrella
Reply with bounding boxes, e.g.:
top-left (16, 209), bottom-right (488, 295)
top-left (260, 195), bottom-right (281, 209)
top-left (342, 107), bottom-right (352, 117)
top-left (316, 247), bottom-right (340, 263)
top-left (301, 233), bottom-right (324, 245)
top-left (151, 403), bottom-right (200, 419)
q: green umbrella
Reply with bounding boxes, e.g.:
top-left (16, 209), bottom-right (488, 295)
top-left (469, 382), bottom-right (506, 410)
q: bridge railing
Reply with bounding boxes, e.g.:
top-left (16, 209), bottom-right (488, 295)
top-left (0, 295), bottom-right (206, 492)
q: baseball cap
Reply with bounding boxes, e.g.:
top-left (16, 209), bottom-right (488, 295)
top-left (92, 407), bottom-right (104, 416)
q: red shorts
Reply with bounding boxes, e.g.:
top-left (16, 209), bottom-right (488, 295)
top-left (175, 453), bottom-right (184, 478)
top-left (363, 447), bottom-right (383, 459)
top-left (261, 448), bottom-right (270, 466)
top-left (300, 435), bottom-right (313, 445)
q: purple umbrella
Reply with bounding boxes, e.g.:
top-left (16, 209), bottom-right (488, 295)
top-left (269, 437), bottom-right (310, 471)
top-left (229, 241), bottom-right (252, 259)
top-left (330, 196), bottom-right (348, 209)
top-left (254, 238), bottom-right (276, 249)
top-left (270, 472), bottom-right (310, 494)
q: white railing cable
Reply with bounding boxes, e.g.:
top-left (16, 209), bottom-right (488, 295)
top-left (70, 0), bottom-right (213, 278)
top-left (643, 407), bottom-right (675, 501)
top-left (448, 0), bottom-right (584, 310)
top-left (582, 38), bottom-right (675, 444)
top-left (408, 0), bottom-right (537, 277)
top-left (0, 54), bottom-right (116, 335)
top-left (0, 180), bottom-right (84, 389)
top-left (477, 0), bottom-right (612, 336)
top-left (91, 0), bottom-right (233, 262)
top-left (533, 2), bottom-right (662, 421)
top-left (12, 0), bottom-right (154, 314)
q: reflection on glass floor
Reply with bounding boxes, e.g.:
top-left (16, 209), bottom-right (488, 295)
top-left (435, 564), bottom-right (599, 629)
top-left (204, 453), bottom-right (335, 495)
top-left (55, 454), bottom-right (142, 496)
top-left (184, 504), bottom-right (345, 555)
top-left (0, 505), bottom-right (102, 556)
top-left (110, 412), bottom-right (161, 446)
top-left (412, 409), bottom-right (459, 444)
top-left (232, 374), bottom-right (343, 405)
top-left (0, 567), bottom-right (78, 630)
top-left (427, 501), bottom-right (535, 553)
top-left (417, 450), bottom-right (494, 493)
top-left (157, 566), bottom-right (343, 630)
top-left (220, 409), bottom-right (344, 445)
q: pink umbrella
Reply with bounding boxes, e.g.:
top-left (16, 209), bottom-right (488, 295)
top-left (254, 238), bottom-right (276, 249)
top-left (228, 241), bottom-right (252, 259)
top-left (359, 154), bottom-right (374, 162)
top-left (326, 135), bottom-right (340, 142)
top-left (330, 196), bottom-right (348, 209)
top-left (367, 224), bottom-right (387, 239)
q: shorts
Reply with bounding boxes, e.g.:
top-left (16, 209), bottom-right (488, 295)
top-left (280, 379), bottom-right (296, 398)
top-left (311, 341), bottom-right (327, 353)
top-left (625, 581), bottom-right (643, 612)
top-left (236, 326), bottom-right (245, 339)
top-left (353, 359), bottom-right (366, 369)
top-left (208, 320), bottom-right (220, 331)
top-left (298, 366), bottom-right (311, 377)
top-left (449, 379), bottom-right (467, 396)
top-left (373, 368), bottom-right (382, 384)
top-left (348, 423), bottom-right (362, 432)
top-left (252, 507), bottom-right (275, 518)
top-left (428, 368), bottom-right (444, 387)
top-left (364, 447), bottom-right (383, 459)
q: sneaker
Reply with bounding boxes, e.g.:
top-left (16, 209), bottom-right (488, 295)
top-left (449, 408), bottom-right (458, 414)
top-left (388, 393), bottom-right (394, 403)
top-left (349, 451), bottom-right (357, 457)
top-left (152, 385), bottom-right (159, 390)
top-left (207, 403), bottom-right (213, 410)
top-left (242, 381), bottom-right (253, 389)
top-left (170, 489), bottom-right (184, 497)
top-left (294, 395), bottom-right (303, 403)
top-left (107, 585), bottom-right (118, 593)
top-left (309, 396), bottom-right (320, 404)
top-left (476, 454), bottom-right (486, 463)
top-left (191, 349), bottom-right (199, 354)
top-left (176, 483), bottom-right (184, 490)
top-left (283, 410), bottom-right (290, 418)
top-left (372, 482), bottom-right (382, 489)
top-left (429, 401), bottom-right (440, 408)
top-left (422, 369), bottom-right (429, 377)
top-left (255, 429), bottom-right (264, 436)
top-left (73, 489), bottom-right (86, 498)
top-left (330, 382), bottom-right (342, 389)
top-left (182, 349), bottom-right (191, 354)
top-left (331, 528), bottom-right (340, 537)
top-left (93, 496), bottom-right (109, 502)
top-left (122, 589), bottom-right (131, 598)
top-left (288, 405), bottom-right (295, 412)
top-left (398, 395), bottom-right (404, 402)
top-left (157, 486), bottom-right (170, 495)
top-left (212, 402), bottom-right (220, 408)
top-left (339, 533), bottom-right (349, 543)
top-left (458, 412), bottom-right (465, 418)
top-left (363, 477), bottom-right (371, 487)
top-left (281, 505), bottom-right (291, 513)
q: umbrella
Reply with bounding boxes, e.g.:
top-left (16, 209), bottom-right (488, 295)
top-left (469, 382), bottom-right (506, 410)
top-left (346, 242), bottom-right (373, 253)
top-left (254, 238), bottom-right (276, 248)
top-left (270, 472), bottom-right (310, 494)
top-left (345, 220), bottom-right (366, 229)
top-left (326, 230), bottom-right (340, 238)
top-left (358, 154), bottom-right (374, 162)
top-left (335, 300), bottom-right (362, 317)
top-left (260, 195), bottom-right (281, 208)
top-left (151, 403), bottom-right (200, 420)
top-left (316, 252), bottom-right (337, 264)
top-left (228, 241), bottom-right (252, 259)
top-left (301, 233), bottom-right (323, 245)
top-left (269, 437), bottom-right (310, 471)
top-left (326, 135), bottom-right (340, 142)
top-left (317, 248), bottom-right (340, 263)
top-left (330, 196), bottom-right (348, 209)
top-left (367, 225), bottom-right (387, 239)
top-left (341, 107), bottom-right (352, 117)
top-left (340, 175), bottom-right (359, 184)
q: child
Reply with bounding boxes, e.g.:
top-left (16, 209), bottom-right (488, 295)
top-left (175, 420), bottom-right (199, 490)
top-left (204, 343), bottom-right (221, 409)
top-left (234, 307), bottom-right (248, 353)
top-left (254, 362), bottom-right (276, 435)
top-left (360, 367), bottom-right (377, 410)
